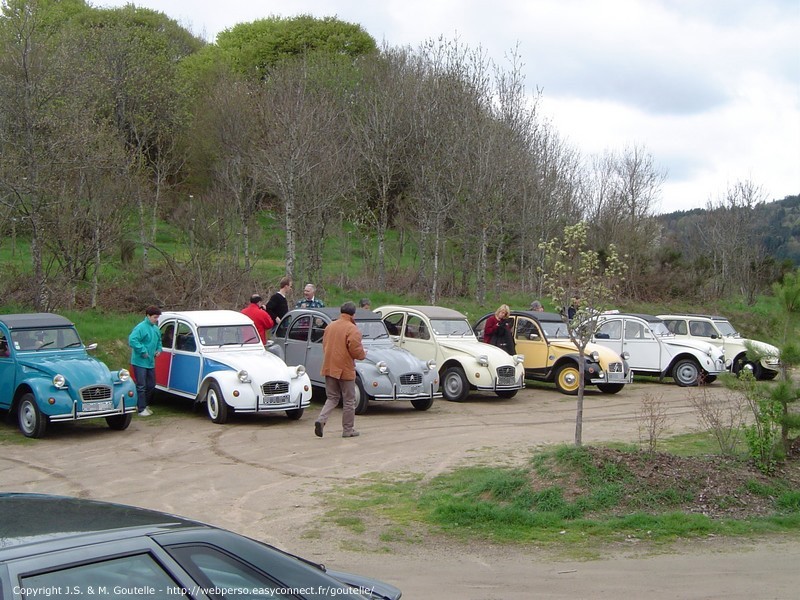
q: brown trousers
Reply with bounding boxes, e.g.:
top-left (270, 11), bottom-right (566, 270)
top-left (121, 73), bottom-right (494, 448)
top-left (317, 376), bottom-right (356, 435)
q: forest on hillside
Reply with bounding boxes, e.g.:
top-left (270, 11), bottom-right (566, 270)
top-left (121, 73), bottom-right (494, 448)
top-left (0, 1), bottom-right (795, 313)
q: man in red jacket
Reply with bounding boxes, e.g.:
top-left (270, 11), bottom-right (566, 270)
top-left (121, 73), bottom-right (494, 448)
top-left (315, 301), bottom-right (366, 438)
top-left (241, 294), bottom-right (274, 344)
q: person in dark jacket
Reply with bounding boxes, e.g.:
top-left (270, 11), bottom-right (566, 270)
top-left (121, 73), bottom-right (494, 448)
top-left (265, 276), bottom-right (292, 325)
top-left (483, 304), bottom-right (515, 355)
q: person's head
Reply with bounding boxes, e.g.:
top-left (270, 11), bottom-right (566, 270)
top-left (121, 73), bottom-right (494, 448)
top-left (145, 305), bottom-right (162, 324)
top-left (279, 276), bottom-right (292, 292)
top-left (340, 301), bottom-right (357, 316)
top-left (250, 293), bottom-right (263, 305)
top-left (495, 304), bottom-right (510, 320)
top-left (303, 283), bottom-right (316, 300)
top-left (529, 300), bottom-right (543, 312)
top-left (359, 298), bottom-right (371, 309)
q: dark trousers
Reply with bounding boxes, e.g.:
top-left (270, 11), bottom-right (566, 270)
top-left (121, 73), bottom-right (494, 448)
top-left (133, 365), bottom-right (156, 412)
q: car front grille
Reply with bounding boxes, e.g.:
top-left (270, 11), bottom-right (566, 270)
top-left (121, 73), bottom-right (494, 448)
top-left (80, 385), bottom-right (112, 402)
top-left (261, 381), bottom-right (289, 396)
top-left (608, 362), bottom-right (624, 373)
top-left (496, 365), bottom-right (516, 386)
top-left (400, 373), bottom-right (423, 385)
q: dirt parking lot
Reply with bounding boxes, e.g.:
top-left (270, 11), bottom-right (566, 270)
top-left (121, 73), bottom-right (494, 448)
top-left (2, 381), bottom-right (798, 599)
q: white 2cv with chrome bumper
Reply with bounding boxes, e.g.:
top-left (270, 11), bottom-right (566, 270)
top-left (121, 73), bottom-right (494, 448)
top-left (155, 311), bottom-right (312, 423)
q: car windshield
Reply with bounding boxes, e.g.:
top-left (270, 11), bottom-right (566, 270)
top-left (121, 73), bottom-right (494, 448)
top-left (11, 327), bottom-right (82, 351)
top-left (714, 320), bottom-right (739, 336)
top-left (540, 321), bottom-right (570, 338)
top-left (430, 318), bottom-right (475, 337)
top-left (198, 325), bottom-right (261, 347)
top-left (650, 322), bottom-right (673, 336)
top-left (357, 320), bottom-right (390, 340)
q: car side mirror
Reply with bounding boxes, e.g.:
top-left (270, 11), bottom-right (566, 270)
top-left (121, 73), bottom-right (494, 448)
top-left (528, 333), bottom-right (539, 340)
top-left (86, 343), bottom-right (98, 351)
top-left (390, 335), bottom-right (400, 343)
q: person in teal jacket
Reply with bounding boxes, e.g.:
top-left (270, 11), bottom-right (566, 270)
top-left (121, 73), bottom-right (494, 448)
top-left (128, 305), bottom-right (162, 416)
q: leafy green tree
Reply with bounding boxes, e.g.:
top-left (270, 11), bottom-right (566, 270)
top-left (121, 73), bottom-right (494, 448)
top-left (539, 222), bottom-right (627, 446)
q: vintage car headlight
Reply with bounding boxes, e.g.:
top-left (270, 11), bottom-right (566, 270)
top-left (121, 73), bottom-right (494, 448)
top-left (765, 357), bottom-right (781, 366)
top-left (621, 352), bottom-right (630, 360)
top-left (513, 354), bottom-right (525, 365)
top-left (295, 365), bottom-right (306, 378)
top-left (52, 374), bottom-right (67, 389)
top-left (118, 368), bottom-right (130, 382)
top-left (376, 360), bottom-right (389, 374)
top-left (589, 351), bottom-right (600, 362)
top-left (237, 369), bottom-right (251, 383)
top-left (426, 359), bottom-right (437, 371)
top-left (705, 346), bottom-right (715, 358)
top-left (477, 354), bottom-right (489, 367)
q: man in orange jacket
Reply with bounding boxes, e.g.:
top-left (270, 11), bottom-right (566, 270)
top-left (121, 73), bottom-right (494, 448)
top-left (315, 301), bottom-right (366, 438)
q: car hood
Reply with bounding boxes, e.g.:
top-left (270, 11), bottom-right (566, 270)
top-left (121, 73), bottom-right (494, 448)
top-left (548, 340), bottom-right (623, 363)
top-left (735, 338), bottom-right (780, 357)
top-left (16, 353), bottom-right (113, 381)
top-left (325, 568), bottom-right (403, 600)
top-left (660, 336), bottom-right (721, 357)
top-left (437, 337), bottom-right (516, 363)
top-left (360, 342), bottom-right (426, 370)
top-left (202, 348), bottom-right (294, 375)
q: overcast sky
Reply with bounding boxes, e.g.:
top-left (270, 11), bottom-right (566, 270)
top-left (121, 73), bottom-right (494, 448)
top-left (96, 0), bottom-right (799, 214)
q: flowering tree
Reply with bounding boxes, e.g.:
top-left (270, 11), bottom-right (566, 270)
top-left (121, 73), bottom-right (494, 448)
top-left (539, 222), bottom-right (627, 446)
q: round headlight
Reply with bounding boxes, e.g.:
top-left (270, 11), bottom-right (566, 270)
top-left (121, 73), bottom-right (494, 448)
top-left (513, 354), bottom-right (525, 365)
top-left (376, 360), bottom-right (389, 374)
top-left (426, 359), bottom-right (437, 371)
top-left (621, 352), bottom-right (630, 360)
top-left (237, 369), bottom-right (250, 383)
top-left (52, 374), bottom-right (66, 389)
top-left (295, 365), bottom-right (306, 377)
top-left (477, 354), bottom-right (489, 367)
top-left (590, 351), bottom-right (600, 362)
top-left (118, 368), bottom-right (130, 382)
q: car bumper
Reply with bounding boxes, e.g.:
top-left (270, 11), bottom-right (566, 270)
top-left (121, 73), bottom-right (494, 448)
top-left (371, 382), bottom-right (442, 401)
top-left (49, 401), bottom-right (137, 423)
top-left (589, 370), bottom-right (633, 385)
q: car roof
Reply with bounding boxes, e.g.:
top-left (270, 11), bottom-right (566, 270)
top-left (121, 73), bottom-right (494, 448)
top-left (512, 310), bottom-right (565, 323)
top-left (602, 312), bottom-right (662, 323)
top-left (289, 307), bottom-right (382, 322)
top-left (379, 305), bottom-right (467, 319)
top-left (0, 313), bottom-right (74, 329)
top-left (658, 314), bottom-right (728, 320)
top-left (0, 493), bottom-right (200, 549)
top-left (160, 310), bottom-right (254, 327)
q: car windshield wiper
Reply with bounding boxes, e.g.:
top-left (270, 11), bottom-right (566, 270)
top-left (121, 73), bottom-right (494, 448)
top-left (61, 341), bottom-right (82, 349)
top-left (35, 341), bottom-right (54, 351)
top-left (373, 333), bottom-right (389, 339)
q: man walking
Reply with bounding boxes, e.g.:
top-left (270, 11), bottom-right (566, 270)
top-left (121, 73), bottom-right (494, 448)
top-left (315, 302), bottom-right (366, 438)
top-left (128, 305), bottom-right (162, 417)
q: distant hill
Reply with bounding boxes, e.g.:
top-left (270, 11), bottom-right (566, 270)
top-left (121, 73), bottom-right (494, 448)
top-left (657, 193), bottom-right (800, 266)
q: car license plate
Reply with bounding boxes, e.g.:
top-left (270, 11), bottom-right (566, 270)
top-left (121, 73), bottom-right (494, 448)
top-left (400, 385), bottom-right (422, 394)
top-left (82, 400), bottom-right (113, 413)
top-left (262, 394), bottom-right (290, 406)
top-left (497, 376), bottom-right (516, 386)
top-left (607, 373), bottom-right (626, 382)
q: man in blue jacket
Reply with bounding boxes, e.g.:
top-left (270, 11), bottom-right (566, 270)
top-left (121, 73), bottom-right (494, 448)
top-left (128, 305), bottom-right (162, 417)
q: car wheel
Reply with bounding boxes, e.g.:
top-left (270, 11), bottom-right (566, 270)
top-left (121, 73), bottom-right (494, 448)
top-left (760, 369), bottom-right (779, 381)
top-left (703, 375), bottom-right (717, 384)
top-left (106, 413), bottom-right (133, 430)
top-left (205, 382), bottom-right (229, 424)
top-left (731, 353), bottom-right (748, 375)
top-left (596, 383), bottom-right (624, 394)
top-left (554, 363), bottom-right (580, 395)
top-left (751, 362), bottom-right (765, 380)
top-left (442, 366), bottom-right (469, 402)
top-left (354, 378), bottom-right (369, 415)
top-left (285, 408), bottom-right (304, 420)
top-left (18, 393), bottom-right (47, 438)
top-left (495, 390), bottom-right (518, 399)
top-left (411, 397), bottom-right (434, 410)
top-left (672, 358), bottom-right (700, 386)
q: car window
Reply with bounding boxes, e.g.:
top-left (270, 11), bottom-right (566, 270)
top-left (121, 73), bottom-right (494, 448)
top-left (539, 321), bottom-right (568, 338)
top-left (175, 322), bottom-right (197, 352)
top-left (11, 327), bottom-right (81, 351)
top-left (288, 315), bottom-right (311, 342)
top-left (624, 321), bottom-right (651, 340)
top-left (168, 544), bottom-right (294, 599)
top-left (430, 319), bottom-right (473, 336)
top-left (161, 322), bottom-right (176, 349)
top-left (20, 553), bottom-right (188, 600)
top-left (357, 320), bottom-right (389, 340)
top-left (0, 331), bottom-right (9, 357)
top-left (274, 315), bottom-right (290, 339)
top-left (198, 325), bottom-right (261, 346)
top-left (689, 321), bottom-right (714, 337)
top-left (516, 318), bottom-right (541, 340)
top-left (596, 320), bottom-right (622, 340)
top-left (405, 315), bottom-right (430, 340)
top-left (310, 317), bottom-right (327, 343)
top-left (382, 313), bottom-right (405, 336)
top-left (664, 320), bottom-right (687, 335)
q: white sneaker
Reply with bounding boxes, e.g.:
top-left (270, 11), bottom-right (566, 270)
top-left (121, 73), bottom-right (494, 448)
top-left (138, 408), bottom-right (153, 417)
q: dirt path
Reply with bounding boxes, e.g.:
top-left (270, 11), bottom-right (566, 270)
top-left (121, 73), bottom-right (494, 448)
top-left (2, 381), bottom-right (797, 599)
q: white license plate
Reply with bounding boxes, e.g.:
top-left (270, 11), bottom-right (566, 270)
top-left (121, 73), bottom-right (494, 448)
top-left (400, 385), bottom-right (422, 394)
top-left (82, 400), bottom-right (113, 412)
top-left (262, 394), bottom-right (290, 406)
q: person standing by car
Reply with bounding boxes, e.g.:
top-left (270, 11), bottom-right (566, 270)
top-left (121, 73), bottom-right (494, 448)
top-left (265, 276), bottom-right (292, 325)
top-left (529, 300), bottom-right (544, 312)
top-left (241, 294), bottom-right (274, 344)
top-left (295, 283), bottom-right (324, 309)
top-left (315, 302), bottom-right (366, 438)
top-left (483, 304), bottom-right (515, 355)
top-left (128, 305), bottom-right (162, 417)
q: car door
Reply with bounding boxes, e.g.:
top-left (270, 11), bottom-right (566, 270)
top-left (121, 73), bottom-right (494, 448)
top-left (155, 319), bottom-right (176, 389)
top-left (168, 320), bottom-right (201, 395)
top-left (284, 314), bottom-right (312, 371)
top-left (304, 316), bottom-right (327, 386)
top-left (513, 316), bottom-right (551, 376)
top-left (621, 318), bottom-right (661, 371)
top-left (396, 313), bottom-right (438, 363)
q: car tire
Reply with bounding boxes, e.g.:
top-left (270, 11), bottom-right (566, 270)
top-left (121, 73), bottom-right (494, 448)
top-left (495, 390), bottom-right (518, 399)
top-left (106, 413), bottom-right (133, 430)
top-left (354, 378), bottom-right (369, 415)
top-left (18, 393), bottom-right (47, 438)
top-left (205, 381), bottom-right (229, 424)
top-left (442, 366), bottom-right (469, 402)
top-left (285, 408), bottom-right (304, 420)
top-left (672, 358), bottom-right (700, 386)
top-left (411, 397), bottom-right (434, 410)
top-left (760, 369), bottom-right (779, 381)
top-left (554, 363), bottom-right (580, 395)
top-left (596, 383), bottom-right (624, 394)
